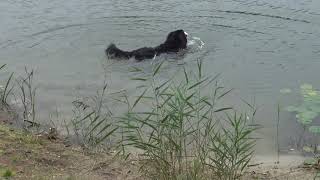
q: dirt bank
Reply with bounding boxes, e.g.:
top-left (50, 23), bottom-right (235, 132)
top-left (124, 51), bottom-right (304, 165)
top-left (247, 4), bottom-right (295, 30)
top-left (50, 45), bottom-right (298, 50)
top-left (0, 122), bottom-right (140, 180)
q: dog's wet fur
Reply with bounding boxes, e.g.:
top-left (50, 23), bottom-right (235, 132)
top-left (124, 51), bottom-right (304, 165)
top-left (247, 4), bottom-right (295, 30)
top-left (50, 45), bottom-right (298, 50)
top-left (105, 29), bottom-right (187, 61)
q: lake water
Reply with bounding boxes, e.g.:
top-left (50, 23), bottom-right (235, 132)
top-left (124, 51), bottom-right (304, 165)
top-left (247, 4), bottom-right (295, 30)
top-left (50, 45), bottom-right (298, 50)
top-left (1, 0), bottom-right (320, 154)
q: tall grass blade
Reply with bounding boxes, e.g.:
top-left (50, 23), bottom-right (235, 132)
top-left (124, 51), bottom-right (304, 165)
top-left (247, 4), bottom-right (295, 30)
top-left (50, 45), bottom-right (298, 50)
top-left (153, 61), bottom-right (164, 77)
top-left (97, 127), bottom-right (119, 144)
top-left (0, 64), bottom-right (6, 70)
top-left (132, 89), bottom-right (147, 109)
top-left (188, 77), bottom-right (210, 90)
top-left (131, 77), bottom-right (148, 81)
top-left (217, 88), bottom-right (234, 99)
top-left (2, 72), bottom-right (14, 104)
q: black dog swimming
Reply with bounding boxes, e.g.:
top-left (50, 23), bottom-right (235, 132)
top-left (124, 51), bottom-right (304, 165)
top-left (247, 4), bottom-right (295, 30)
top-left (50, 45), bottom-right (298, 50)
top-left (105, 29), bottom-right (188, 61)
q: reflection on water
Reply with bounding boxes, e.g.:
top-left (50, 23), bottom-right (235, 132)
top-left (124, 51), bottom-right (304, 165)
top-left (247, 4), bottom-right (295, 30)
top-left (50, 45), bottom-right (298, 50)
top-left (1, 0), bottom-right (320, 154)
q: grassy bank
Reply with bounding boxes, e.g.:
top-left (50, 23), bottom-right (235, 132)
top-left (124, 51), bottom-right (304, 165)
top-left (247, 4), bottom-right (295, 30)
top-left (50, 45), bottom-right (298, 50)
top-left (0, 120), bottom-right (139, 180)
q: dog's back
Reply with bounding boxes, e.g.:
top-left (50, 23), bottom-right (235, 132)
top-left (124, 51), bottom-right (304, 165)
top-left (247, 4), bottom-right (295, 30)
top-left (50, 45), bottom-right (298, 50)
top-left (105, 44), bottom-right (132, 59)
top-left (132, 47), bottom-right (156, 61)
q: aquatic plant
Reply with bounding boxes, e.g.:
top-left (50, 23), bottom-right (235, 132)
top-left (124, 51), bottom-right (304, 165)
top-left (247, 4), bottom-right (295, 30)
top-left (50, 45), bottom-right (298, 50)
top-left (286, 84), bottom-right (320, 135)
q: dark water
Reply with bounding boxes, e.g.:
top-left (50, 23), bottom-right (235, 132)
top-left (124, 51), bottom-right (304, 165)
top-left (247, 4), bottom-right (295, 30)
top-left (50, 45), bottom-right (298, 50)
top-left (1, 0), bottom-right (320, 154)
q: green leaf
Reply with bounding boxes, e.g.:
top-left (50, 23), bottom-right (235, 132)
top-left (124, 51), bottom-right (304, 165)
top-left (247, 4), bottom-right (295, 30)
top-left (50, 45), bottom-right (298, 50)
top-left (97, 127), bottom-right (118, 144)
top-left (214, 107), bottom-right (233, 113)
top-left (285, 106), bottom-right (299, 112)
top-left (310, 105), bottom-right (320, 113)
top-left (188, 77), bottom-right (209, 90)
top-left (217, 88), bottom-right (234, 99)
top-left (301, 83), bottom-right (319, 97)
top-left (304, 158), bottom-right (317, 165)
top-left (296, 111), bottom-right (318, 125)
top-left (301, 84), bottom-right (313, 90)
top-left (129, 66), bottom-right (143, 72)
top-left (280, 88), bottom-right (292, 94)
top-left (132, 89), bottom-right (147, 109)
top-left (2, 72), bottom-right (14, 103)
top-left (153, 61), bottom-right (164, 77)
top-left (302, 146), bottom-right (313, 153)
top-left (0, 64), bottom-right (6, 70)
top-left (309, 126), bottom-right (320, 134)
top-left (75, 111), bottom-right (94, 124)
top-left (183, 67), bottom-right (189, 83)
top-left (130, 77), bottom-right (148, 81)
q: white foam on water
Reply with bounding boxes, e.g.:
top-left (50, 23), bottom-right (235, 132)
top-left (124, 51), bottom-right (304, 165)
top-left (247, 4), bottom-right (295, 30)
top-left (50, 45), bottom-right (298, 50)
top-left (186, 34), bottom-right (205, 53)
top-left (152, 53), bottom-right (157, 60)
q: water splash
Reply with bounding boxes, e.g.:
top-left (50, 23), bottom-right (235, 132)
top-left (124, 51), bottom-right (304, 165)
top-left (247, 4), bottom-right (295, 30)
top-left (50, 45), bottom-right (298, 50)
top-left (186, 33), bottom-right (205, 53)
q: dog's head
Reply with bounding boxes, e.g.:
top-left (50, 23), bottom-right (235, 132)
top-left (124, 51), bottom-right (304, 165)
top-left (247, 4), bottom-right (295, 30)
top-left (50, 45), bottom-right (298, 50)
top-left (164, 29), bottom-right (188, 50)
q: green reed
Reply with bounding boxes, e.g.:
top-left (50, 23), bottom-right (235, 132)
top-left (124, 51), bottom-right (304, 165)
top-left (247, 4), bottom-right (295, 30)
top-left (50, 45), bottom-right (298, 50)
top-left (70, 82), bottom-right (118, 148)
top-left (16, 68), bottom-right (38, 128)
top-left (118, 59), bottom-right (259, 180)
top-left (0, 64), bottom-right (14, 108)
